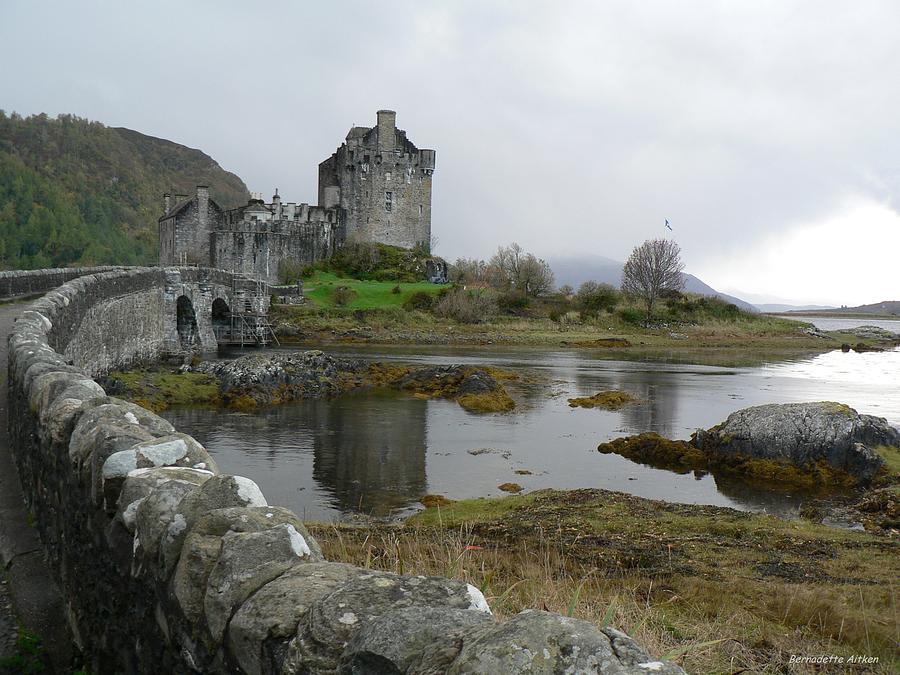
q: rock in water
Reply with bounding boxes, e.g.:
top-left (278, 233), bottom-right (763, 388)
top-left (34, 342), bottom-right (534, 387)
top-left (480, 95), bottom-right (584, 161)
top-left (692, 402), bottom-right (897, 482)
top-left (197, 350), bottom-right (365, 406)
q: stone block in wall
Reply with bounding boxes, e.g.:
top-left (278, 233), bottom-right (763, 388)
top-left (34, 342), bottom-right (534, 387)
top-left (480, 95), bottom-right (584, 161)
top-left (163, 505), bottom-right (322, 601)
top-left (444, 609), bottom-right (686, 674)
top-left (228, 561), bottom-right (360, 675)
top-left (284, 572), bottom-right (492, 673)
top-left (338, 605), bottom-right (493, 674)
top-left (101, 434), bottom-right (218, 515)
top-left (203, 524), bottom-right (324, 643)
top-left (116, 467), bottom-right (213, 532)
top-left (135, 479), bottom-right (209, 579)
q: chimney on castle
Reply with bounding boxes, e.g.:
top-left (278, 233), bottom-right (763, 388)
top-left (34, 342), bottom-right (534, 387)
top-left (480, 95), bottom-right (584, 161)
top-left (196, 186), bottom-right (209, 228)
top-left (272, 188), bottom-right (282, 219)
top-left (376, 110), bottom-right (396, 152)
top-left (164, 193), bottom-right (171, 216)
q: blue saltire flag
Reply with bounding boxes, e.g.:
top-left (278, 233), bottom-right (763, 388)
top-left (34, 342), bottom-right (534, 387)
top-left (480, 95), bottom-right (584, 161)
top-left (665, 219), bottom-right (672, 231)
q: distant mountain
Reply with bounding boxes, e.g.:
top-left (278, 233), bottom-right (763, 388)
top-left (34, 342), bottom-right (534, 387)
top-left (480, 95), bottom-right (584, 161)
top-left (755, 303), bottom-right (836, 313)
top-left (548, 254), bottom-right (757, 312)
top-left (0, 112), bottom-right (249, 269)
top-left (782, 300), bottom-right (900, 316)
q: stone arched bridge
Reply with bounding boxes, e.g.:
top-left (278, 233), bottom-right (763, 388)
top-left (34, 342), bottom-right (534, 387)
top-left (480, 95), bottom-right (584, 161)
top-left (2, 266), bottom-right (269, 375)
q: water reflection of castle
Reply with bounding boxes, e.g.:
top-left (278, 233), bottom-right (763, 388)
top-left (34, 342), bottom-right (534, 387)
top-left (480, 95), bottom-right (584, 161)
top-left (307, 394), bottom-right (427, 516)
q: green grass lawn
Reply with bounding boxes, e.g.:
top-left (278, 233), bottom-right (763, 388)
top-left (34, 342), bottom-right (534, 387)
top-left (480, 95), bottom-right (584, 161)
top-left (301, 271), bottom-right (444, 310)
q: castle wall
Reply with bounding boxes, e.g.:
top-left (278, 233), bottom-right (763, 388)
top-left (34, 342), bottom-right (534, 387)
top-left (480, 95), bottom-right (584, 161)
top-left (211, 220), bottom-right (338, 284)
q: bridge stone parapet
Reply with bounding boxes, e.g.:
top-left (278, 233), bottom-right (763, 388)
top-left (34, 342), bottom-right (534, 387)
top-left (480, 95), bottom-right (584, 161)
top-left (6, 268), bottom-right (685, 673)
top-left (0, 266), bottom-right (124, 300)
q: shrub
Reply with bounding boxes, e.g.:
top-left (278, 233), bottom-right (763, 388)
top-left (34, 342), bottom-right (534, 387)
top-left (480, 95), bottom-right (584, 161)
top-left (403, 291), bottom-right (435, 312)
top-left (391, 284), bottom-right (402, 295)
top-left (433, 288), bottom-right (496, 323)
top-left (497, 290), bottom-right (530, 314)
top-left (331, 286), bottom-right (356, 306)
top-left (576, 281), bottom-right (620, 318)
top-left (331, 239), bottom-right (381, 277)
top-left (618, 307), bottom-right (644, 325)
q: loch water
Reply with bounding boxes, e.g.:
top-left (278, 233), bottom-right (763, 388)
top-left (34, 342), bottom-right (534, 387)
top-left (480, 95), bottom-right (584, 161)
top-left (163, 335), bottom-right (900, 523)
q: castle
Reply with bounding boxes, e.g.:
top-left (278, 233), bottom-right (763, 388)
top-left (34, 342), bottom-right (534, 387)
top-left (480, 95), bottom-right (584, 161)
top-left (158, 110), bottom-right (435, 283)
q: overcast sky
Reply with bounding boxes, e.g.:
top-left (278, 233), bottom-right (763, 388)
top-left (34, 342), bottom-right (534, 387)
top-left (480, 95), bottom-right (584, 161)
top-left (2, 0), bottom-right (899, 305)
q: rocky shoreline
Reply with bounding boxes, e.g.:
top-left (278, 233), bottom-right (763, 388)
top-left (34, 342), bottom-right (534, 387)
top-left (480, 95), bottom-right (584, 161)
top-left (104, 350), bottom-right (519, 414)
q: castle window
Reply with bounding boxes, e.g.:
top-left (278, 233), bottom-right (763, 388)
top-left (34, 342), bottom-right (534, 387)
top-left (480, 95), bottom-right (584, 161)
top-left (419, 204), bottom-right (423, 216)
top-left (385, 171), bottom-right (392, 181)
top-left (384, 191), bottom-right (393, 212)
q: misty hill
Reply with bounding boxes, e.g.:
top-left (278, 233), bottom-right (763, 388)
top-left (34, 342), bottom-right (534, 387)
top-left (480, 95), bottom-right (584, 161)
top-left (755, 303), bottom-right (836, 313)
top-left (548, 254), bottom-right (756, 312)
top-left (0, 112), bottom-right (248, 269)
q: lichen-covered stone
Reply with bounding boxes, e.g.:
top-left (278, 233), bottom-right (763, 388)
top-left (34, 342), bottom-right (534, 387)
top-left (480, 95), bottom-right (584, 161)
top-left (171, 532), bottom-right (222, 627)
top-left (339, 605), bottom-right (493, 675)
top-left (41, 386), bottom-right (108, 446)
top-left (286, 573), bottom-right (490, 672)
top-left (161, 506), bottom-right (320, 581)
top-left (69, 402), bottom-right (173, 465)
top-left (116, 467), bottom-right (213, 531)
top-left (102, 434), bottom-right (218, 514)
top-left (177, 475), bottom-right (268, 526)
top-left (229, 562), bottom-right (359, 675)
top-left (28, 370), bottom-right (90, 414)
top-left (445, 610), bottom-right (686, 674)
top-left (204, 524), bottom-right (323, 643)
top-left (134, 479), bottom-right (206, 577)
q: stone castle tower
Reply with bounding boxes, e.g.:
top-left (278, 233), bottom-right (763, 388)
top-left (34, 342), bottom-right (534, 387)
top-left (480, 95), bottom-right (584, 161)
top-left (318, 110), bottom-right (435, 250)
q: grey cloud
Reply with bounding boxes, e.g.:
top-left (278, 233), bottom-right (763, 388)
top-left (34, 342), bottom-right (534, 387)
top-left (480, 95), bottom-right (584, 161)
top-left (1, 0), bottom-right (898, 302)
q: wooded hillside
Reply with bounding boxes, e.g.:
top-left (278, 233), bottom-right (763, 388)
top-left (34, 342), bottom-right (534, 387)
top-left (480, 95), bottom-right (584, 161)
top-left (0, 112), bottom-right (249, 268)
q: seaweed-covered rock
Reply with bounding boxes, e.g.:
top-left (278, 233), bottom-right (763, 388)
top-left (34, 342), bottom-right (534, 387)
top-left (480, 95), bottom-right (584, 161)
top-left (692, 402), bottom-right (897, 482)
top-left (197, 350), bottom-right (365, 406)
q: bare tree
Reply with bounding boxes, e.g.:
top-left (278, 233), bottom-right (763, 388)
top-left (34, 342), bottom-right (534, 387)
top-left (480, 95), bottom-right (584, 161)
top-left (490, 242), bottom-right (555, 297)
top-left (621, 239), bottom-right (684, 320)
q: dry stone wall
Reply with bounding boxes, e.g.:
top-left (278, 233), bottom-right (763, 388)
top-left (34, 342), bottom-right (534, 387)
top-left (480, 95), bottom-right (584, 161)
top-left (7, 268), bottom-right (685, 674)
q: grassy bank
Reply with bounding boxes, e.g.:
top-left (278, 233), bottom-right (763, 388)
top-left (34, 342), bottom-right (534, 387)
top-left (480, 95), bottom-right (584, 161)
top-left (273, 301), bottom-right (871, 358)
top-left (102, 369), bottom-right (221, 412)
top-left (301, 271), bottom-right (443, 310)
top-left (309, 489), bottom-right (899, 674)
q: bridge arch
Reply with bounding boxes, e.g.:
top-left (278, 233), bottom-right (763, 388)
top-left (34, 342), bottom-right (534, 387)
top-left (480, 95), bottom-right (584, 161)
top-left (175, 295), bottom-right (199, 349)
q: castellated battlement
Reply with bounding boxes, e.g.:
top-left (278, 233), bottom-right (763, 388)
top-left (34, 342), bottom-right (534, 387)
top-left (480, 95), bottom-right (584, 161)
top-left (159, 111), bottom-right (434, 282)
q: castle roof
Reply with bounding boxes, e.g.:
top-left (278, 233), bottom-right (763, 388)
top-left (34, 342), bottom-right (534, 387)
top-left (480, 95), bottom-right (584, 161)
top-left (346, 126), bottom-right (371, 140)
top-left (158, 194), bottom-right (222, 222)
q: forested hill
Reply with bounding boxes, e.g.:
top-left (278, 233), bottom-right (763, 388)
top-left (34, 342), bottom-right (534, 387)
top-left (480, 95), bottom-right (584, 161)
top-left (0, 112), bottom-right (249, 269)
